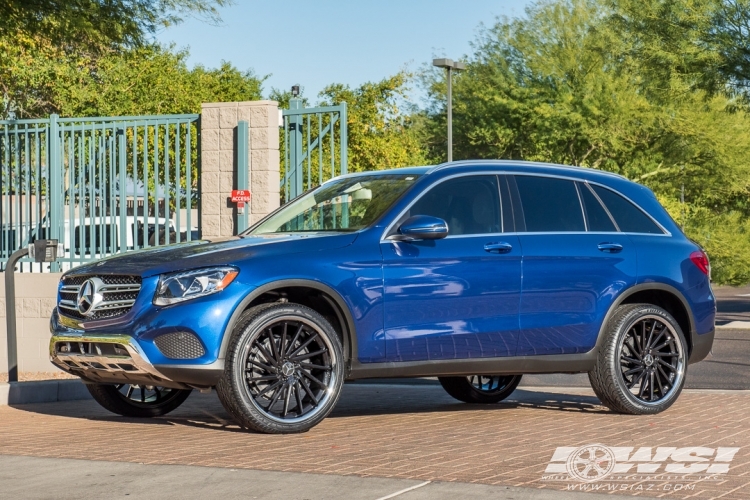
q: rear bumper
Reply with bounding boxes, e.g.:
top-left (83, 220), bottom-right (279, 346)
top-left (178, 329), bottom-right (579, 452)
top-left (689, 327), bottom-right (714, 364)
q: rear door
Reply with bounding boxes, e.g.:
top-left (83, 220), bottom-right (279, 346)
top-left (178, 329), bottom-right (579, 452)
top-left (511, 175), bottom-right (637, 355)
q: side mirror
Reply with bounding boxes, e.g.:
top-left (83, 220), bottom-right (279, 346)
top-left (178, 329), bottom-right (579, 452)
top-left (394, 215), bottom-right (448, 241)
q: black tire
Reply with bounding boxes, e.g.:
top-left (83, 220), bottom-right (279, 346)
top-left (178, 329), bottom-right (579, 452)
top-left (438, 374), bottom-right (522, 404)
top-left (588, 303), bottom-right (688, 415)
top-left (216, 302), bottom-right (345, 434)
top-left (86, 383), bottom-right (192, 417)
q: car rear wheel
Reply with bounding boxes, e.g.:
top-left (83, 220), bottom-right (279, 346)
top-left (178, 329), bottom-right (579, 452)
top-left (589, 303), bottom-right (688, 415)
top-left (216, 302), bottom-right (345, 434)
top-left (86, 383), bottom-right (192, 417)
top-left (438, 374), bottom-right (522, 404)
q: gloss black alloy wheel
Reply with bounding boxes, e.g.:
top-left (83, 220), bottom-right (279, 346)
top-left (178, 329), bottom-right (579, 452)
top-left (589, 303), bottom-right (687, 415)
top-left (217, 303), bottom-right (344, 434)
top-left (86, 383), bottom-right (192, 417)
top-left (438, 374), bottom-right (522, 404)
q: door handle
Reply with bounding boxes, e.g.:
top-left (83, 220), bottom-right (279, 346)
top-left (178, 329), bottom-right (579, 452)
top-left (484, 242), bottom-right (513, 254)
top-left (598, 242), bottom-right (623, 253)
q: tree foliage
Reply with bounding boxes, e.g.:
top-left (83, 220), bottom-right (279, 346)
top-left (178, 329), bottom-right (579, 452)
top-left (421, 0), bottom-right (750, 283)
top-left (0, 0), bottom-right (230, 52)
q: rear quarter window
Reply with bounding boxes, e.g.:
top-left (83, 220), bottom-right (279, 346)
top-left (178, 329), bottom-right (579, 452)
top-left (591, 185), bottom-right (663, 234)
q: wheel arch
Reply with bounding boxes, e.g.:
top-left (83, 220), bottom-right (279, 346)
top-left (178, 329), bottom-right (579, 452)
top-left (598, 283), bottom-right (696, 357)
top-left (219, 279), bottom-right (358, 368)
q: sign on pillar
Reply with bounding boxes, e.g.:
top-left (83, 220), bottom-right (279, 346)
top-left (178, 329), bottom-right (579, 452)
top-left (231, 189), bottom-right (252, 215)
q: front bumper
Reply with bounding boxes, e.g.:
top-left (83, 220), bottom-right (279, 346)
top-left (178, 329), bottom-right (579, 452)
top-left (49, 332), bottom-right (193, 389)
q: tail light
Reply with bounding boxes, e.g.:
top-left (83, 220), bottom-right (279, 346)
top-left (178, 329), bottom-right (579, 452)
top-left (690, 250), bottom-right (710, 277)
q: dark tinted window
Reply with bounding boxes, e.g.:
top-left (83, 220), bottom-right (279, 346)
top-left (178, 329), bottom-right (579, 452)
top-left (409, 175), bottom-right (501, 235)
top-left (592, 185), bottom-right (663, 234)
top-left (514, 176), bottom-right (585, 232)
top-left (579, 183), bottom-right (616, 232)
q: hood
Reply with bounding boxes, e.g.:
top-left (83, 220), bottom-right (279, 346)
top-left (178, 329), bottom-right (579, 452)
top-left (65, 232), bottom-right (359, 278)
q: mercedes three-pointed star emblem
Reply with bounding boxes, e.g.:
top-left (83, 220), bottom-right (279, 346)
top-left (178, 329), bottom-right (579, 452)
top-left (77, 277), bottom-right (105, 316)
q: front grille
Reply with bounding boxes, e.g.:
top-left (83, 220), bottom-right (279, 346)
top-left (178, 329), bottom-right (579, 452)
top-left (154, 332), bottom-right (205, 359)
top-left (58, 275), bottom-right (142, 321)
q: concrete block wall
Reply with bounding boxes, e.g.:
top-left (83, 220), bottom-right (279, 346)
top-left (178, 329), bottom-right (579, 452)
top-left (0, 273), bottom-right (63, 374)
top-left (201, 100), bottom-right (281, 238)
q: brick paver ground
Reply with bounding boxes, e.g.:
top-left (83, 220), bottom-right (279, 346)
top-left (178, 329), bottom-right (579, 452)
top-left (1, 384), bottom-right (749, 499)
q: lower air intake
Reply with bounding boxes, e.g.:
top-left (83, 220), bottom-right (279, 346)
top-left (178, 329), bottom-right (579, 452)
top-left (154, 332), bottom-right (206, 360)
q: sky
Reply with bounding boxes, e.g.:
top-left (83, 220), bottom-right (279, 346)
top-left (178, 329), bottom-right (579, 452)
top-left (155, 0), bottom-right (533, 104)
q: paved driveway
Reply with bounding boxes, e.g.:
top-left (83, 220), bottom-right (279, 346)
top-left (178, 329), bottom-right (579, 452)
top-left (2, 384), bottom-right (749, 499)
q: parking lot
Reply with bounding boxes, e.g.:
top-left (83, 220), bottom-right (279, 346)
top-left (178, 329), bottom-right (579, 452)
top-left (2, 378), bottom-right (750, 499)
top-left (2, 288), bottom-right (749, 499)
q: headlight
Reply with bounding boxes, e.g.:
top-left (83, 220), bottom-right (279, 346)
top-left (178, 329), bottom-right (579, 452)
top-left (154, 267), bottom-right (238, 306)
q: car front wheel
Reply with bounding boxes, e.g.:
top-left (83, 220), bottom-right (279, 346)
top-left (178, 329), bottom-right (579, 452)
top-left (86, 383), bottom-right (192, 417)
top-left (438, 374), bottom-right (522, 404)
top-left (589, 303), bottom-right (688, 415)
top-left (216, 302), bottom-right (345, 434)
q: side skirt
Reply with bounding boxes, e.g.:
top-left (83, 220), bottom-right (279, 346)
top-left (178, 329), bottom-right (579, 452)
top-left (346, 353), bottom-right (597, 380)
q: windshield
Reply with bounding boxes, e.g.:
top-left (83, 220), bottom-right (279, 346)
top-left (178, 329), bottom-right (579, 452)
top-left (248, 174), bottom-right (420, 234)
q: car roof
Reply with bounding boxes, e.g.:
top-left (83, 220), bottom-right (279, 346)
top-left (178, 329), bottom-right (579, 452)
top-left (339, 160), bottom-right (626, 184)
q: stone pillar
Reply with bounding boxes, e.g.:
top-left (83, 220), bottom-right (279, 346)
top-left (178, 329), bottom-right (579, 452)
top-left (200, 100), bottom-right (280, 238)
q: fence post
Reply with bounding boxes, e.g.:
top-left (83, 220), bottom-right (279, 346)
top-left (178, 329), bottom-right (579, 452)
top-left (288, 98), bottom-right (303, 200)
top-left (236, 120), bottom-right (249, 232)
top-left (339, 102), bottom-right (348, 176)
top-left (48, 114), bottom-right (61, 272)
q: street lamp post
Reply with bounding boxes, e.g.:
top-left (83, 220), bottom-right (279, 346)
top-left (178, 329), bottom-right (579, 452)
top-left (433, 58), bottom-right (466, 162)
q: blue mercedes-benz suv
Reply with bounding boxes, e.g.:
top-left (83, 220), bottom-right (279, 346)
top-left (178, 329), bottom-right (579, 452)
top-left (49, 161), bottom-right (715, 433)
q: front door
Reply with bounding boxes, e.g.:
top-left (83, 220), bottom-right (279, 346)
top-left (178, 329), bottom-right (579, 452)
top-left (381, 175), bottom-right (522, 362)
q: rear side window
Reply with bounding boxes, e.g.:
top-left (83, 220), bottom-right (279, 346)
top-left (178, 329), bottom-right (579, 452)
top-left (579, 183), bottom-right (617, 232)
top-left (514, 175), bottom-right (585, 232)
top-left (591, 185), bottom-right (663, 234)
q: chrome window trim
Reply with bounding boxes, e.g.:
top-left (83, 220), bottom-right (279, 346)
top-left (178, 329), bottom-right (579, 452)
top-left (583, 181), bottom-right (620, 231)
top-left (573, 181), bottom-right (588, 232)
top-left (381, 170), bottom-right (671, 241)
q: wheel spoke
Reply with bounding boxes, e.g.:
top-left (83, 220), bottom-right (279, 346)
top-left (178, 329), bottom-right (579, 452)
top-left (653, 351), bottom-right (678, 358)
top-left (627, 369), bottom-right (646, 389)
top-left (154, 387), bottom-right (162, 402)
top-left (620, 356), bottom-right (642, 366)
top-left (288, 332), bottom-right (319, 358)
top-left (266, 384), bottom-right (284, 409)
top-left (247, 359), bottom-right (277, 374)
top-left (649, 371), bottom-right (655, 401)
top-left (638, 372), bottom-right (648, 398)
top-left (656, 364), bottom-right (672, 385)
top-left (268, 328), bottom-right (281, 364)
top-left (282, 384), bottom-right (292, 417)
top-left (300, 369), bottom-right (327, 388)
top-left (279, 322), bottom-right (288, 359)
top-left (299, 362), bottom-right (332, 371)
top-left (648, 328), bottom-right (666, 350)
top-left (654, 366), bottom-right (666, 395)
top-left (126, 385), bottom-right (134, 399)
top-left (294, 382), bottom-right (304, 415)
top-left (246, 374), bottom-right (280, 381)
top-left (140, 387), bottom-right (146, 403)
top-left (645, 321), bottom-right (657, 349)
top-left (255, 379), bottom-right (283, 398)
top-left (291, 348), bottom-right (328, 362)
top-left (285, 323), bottom-right (305, 356)
top-left (299, 378), bottom-right (318, 406)
top-left (623, 366), bottom-right (644, 377)
top-left (255, 342), bottom-right (277, 367)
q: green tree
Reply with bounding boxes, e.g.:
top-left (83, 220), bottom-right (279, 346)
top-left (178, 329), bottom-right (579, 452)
top-left (0, 0), bottom-right (230, 52)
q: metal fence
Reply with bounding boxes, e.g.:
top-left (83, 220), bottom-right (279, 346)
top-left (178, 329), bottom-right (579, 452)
top-left (281, 100), bottom-right (347, 202)
top-left (0, 113), bottom-right (200, 271)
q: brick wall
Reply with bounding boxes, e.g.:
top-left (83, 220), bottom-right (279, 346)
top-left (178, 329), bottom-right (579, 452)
top-left (0, 273), bottom-right (62, 374)
top-left (200, 100), bottom-right (281, 238)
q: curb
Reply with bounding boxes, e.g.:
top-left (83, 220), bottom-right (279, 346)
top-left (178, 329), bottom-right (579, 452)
top-left (0, 379), bottom-right (91, 406)
top-left (716, 321), bottom-right (750, 329)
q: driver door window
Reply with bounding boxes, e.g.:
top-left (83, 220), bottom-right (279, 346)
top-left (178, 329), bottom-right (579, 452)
top-left (405, 175), bottom-right (502, 236)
